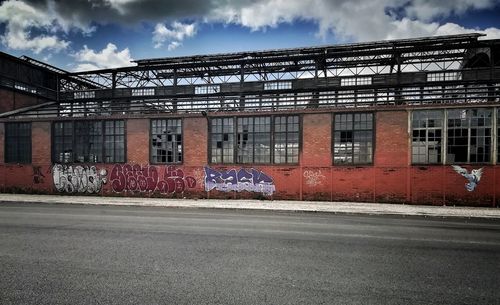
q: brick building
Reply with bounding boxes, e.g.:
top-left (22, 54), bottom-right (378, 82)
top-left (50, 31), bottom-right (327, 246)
top-left (1, 33), bottom-right (499, 206)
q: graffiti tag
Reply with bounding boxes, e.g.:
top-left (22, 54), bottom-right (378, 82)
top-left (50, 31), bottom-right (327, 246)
top-left (52, 164), bottom-right (108, 193)
top-left (303, 170), bottom-right (325, 187)
top-left (204, 166), bottom-right (276, 196)
top-left (110, 164), bottom-right (196, 194)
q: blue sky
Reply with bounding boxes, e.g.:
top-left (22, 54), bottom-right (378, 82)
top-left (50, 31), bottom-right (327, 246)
top-left (0, 0), bottom-right (499, 72)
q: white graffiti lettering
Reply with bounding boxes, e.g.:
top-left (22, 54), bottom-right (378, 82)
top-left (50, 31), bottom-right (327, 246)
top-left (303, 170), bottom-right (325, 187)
top-left (52, 164), bottom-right (108, 194)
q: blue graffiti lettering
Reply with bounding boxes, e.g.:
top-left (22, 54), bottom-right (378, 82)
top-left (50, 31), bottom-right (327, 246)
top-left (204, 166), bottom-right (276, 195)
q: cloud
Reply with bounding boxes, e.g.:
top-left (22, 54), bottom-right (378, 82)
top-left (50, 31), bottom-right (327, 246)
top-left (73, 43), bottom-right (135, 71)
top-left (208, 0), bottom-right (500, 41)
top-left (9, 0), bottom-right (500, 52)
top-left (152, 21), bottom-right (196, 49)
top-left (0, 0), bottom-right (69, 53)
top-left (167, 41), bottom-right (182, 51)
top-left (403, 0), bottom-right (497, 21)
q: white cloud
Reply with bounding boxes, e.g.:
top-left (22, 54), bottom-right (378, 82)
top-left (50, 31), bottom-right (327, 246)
top-left (0, 0), bottom-right (69, 53)
top-left (152, 21), bottom-right (196, 49)
top-left (403, 0), bottom-right (497, 21)
top-left (73, 43), bottom-right (135, 71)
top-left (209, 0), bottom-right (500, 42)
top-left (167, 41), bottom-right (182, 51)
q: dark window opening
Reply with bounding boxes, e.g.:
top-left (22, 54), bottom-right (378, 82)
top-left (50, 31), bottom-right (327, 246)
top-left (210, 115), bottom-right (299, 164)
top-left (5, 122), bottom-right (31, 164)
top-left (52, 120), bottom-right (125, 163)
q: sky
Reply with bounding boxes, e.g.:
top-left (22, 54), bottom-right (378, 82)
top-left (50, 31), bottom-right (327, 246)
top-left (0, 0), bottom-right (499, 72)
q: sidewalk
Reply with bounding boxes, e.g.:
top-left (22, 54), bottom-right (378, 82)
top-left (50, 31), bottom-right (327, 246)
top-left (0, 193), bottom-right (499, 219)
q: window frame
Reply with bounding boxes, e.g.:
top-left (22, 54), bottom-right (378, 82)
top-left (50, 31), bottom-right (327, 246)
top-left (332, 112), bottom-right (374, 166)
top-left (4, 122), bottom-right (32, 164)
top-left (149, 118), bottom-right (183, 164)
top-left (51, 119), bottom-right (126, 164)
top-left (208, 114), bottom-right (301, 165)
top-left (411, 110), bottom-right (444, 164)
top-left (446, 108), bottom-right (492, 164)
top-left (410, 107), bottom-right (496, 165)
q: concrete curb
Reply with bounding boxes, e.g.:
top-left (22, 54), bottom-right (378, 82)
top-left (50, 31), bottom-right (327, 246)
top-left (1, 193), bottom-right (499, 219)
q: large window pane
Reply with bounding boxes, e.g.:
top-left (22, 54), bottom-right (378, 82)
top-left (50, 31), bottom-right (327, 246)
top-left (274, 116), bottom-right (299, 164)
top-left (52, 120), bottom-right (125, 163)
top-left (5, 122), bottom-right (31, 163)
top-left (210, 115), bottom-right (299, 164)
top-left (447, 108), bottom-right (491, 164)
top-left (411, 110), bottom-right (443, 164)
top-left (151, 119), bottom-right (182, 164)
top-left (333, 113), bottom-right (373, 165)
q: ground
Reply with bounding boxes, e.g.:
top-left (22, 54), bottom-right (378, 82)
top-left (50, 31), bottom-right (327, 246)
top-left (0, 203), bottom-right (499, 305)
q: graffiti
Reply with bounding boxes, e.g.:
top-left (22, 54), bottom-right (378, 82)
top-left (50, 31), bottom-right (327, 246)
top-left (52, 164), bottom-right (108, 193)
top-left (303, 170), bottom-right (325, 187)
top-left (452, 165), bottom-right (483, 192)
top-left (110, 164), bottom-right (196, 194)
top-left (204, 166), bottom-right (276, 195)
top-left (33, 166), bottom-right (45, 184)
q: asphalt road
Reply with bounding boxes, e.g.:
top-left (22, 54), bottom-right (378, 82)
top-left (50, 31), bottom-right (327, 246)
top-left (0, 203), bottom-right (499, 305)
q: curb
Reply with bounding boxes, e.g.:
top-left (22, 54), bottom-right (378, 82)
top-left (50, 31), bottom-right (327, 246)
top-left (1, 194), bottom-right (499, 220)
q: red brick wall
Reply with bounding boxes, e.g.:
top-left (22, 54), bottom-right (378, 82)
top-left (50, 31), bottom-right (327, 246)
top-left (183, 117), bottom-right (208, 166)
top-left (0, 111), bottom-right (497, 206)
top-left (32, 122), bottom-right (51, 165)
top-left (126, 119), bottom-right (149, 164)
top-left (302, 113), bottom-right (331, 167)
top-left (0, 89), bottom-right (14, 113)
top-left (375, 111), bottom-right (409, 167)
top-left (0, 89), bottom-right (39, 113)
top-left (13, 93), bottom-right (38, 110)
top-left (0, 123), bottom-right (4, 163)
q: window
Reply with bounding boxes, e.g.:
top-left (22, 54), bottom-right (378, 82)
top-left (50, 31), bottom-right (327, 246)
top-left (341, 77), bottom-right (372, 86)
top-left (74, 91), bottom-right (95, 99)
top-left (412, 110), bottom-right (443, 164)
top-left (411, 108), bottom-right (493, 164)
top-left (75, 121), bottom-right (103, 162)
top-left (237, 117), bottom-right (271, 163)
top-left (447, 109), bottom-right (491, 163)
top-left (14, 82), bottom-right (37, 94)
top-left (274, 116), bottom-right (299, 164)
top-left (333, 113), bottom-right (373, 164)
top-left (210, 115), bottom-right (300, 164)
top-left (195, 85), bottom-right (220, 95)
top-left (210, 118), bottom-right (234, 163)
top-left (427, 72), bottom-right (461, 82)
top-left (5, 122), bottom-right (31, 163)
top-left (151, 119), bottom-right (182, 163)
top-left (104, 121), bottom-right (125, 163)
top-left (132, 88), bottom-right (155, 96)
top-left (53, 122), bottom-right (74, 163)
top-left (264, 81), bottom-right (292, 90)
top-left (53, 120), bottom-right (125, 163)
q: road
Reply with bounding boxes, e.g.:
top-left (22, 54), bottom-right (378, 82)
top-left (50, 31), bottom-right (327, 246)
top-left (0, 203), bottom-right (499, 305)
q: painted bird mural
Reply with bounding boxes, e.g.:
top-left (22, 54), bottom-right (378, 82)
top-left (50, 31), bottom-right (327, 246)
top-left (451, 165), bottom-right (484, 192)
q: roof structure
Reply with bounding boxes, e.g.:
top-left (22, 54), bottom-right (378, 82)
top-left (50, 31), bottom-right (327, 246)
top-left (2, 33), bottom-right (500, 119)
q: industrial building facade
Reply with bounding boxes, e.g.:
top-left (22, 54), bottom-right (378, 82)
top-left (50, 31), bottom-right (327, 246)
top-left (1, 33), bottom-right (499, 206)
